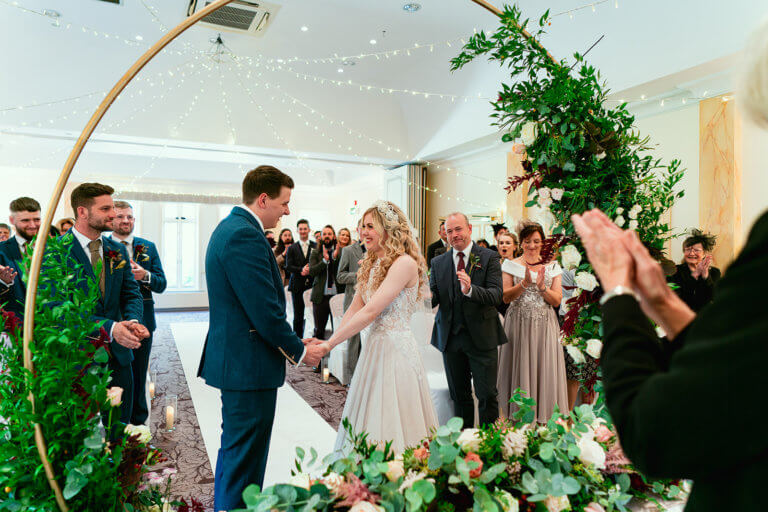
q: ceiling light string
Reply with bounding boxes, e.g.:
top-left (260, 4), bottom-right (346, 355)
top-left (264, 63), bottom-right (493, 102)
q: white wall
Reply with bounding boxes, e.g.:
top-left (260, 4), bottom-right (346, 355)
top-left (741, 116), bottom-right (768, 240)
top-left (0, 166), bottom-right (73, 227)
top-left (633, 105), bottom-right (700, 261)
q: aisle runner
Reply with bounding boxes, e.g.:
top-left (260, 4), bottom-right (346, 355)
top-left (171, 322), bottom-right (338, 488)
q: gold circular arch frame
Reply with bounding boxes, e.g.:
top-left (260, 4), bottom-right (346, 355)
top-left (20, 1), bottom-right (544, 509)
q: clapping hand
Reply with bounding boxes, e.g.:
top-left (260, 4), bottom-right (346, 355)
top-left (0, 264), bottom-right (17, 286)
top-left (457, 269), bottom-right (471, 294)
top-left (536, 268), bottom-right (546, 292)
top-left (130, 260), bottom-right (148, 281)
top-left (301, 264), bottom-right (310, 276)
top-left (694, 254), bottom-right (712, 279)
top-left (322, 245), bottom-right (329, 261)
top-left (522, 266), bottom-right (533, 289)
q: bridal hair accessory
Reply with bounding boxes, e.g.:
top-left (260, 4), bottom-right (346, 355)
top-left (373, 200), bottom-right (399, 223)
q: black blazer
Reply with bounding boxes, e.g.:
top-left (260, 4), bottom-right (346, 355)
top-left (429, 244), bottom-right (506, 352)
top-left (667, 263), bottom-right (721, 312)
top-left (284, 240), bottom-right (316, 293)
top-left (600, 210), bottom-right (768, 510)
top-left (308, 245), bottom-right (340, 304)
top-left (426, 239), bottom-right (447, 269)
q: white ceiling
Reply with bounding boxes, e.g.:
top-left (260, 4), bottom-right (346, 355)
top-left (1, 0), bottom-right (766, 187)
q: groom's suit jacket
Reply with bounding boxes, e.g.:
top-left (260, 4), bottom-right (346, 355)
top-left (60, 231), bottom-right (144, 367)
top-left (198, 207), bottom-right (305, 391)
top-left (429, 244), bottom-right (506, 352)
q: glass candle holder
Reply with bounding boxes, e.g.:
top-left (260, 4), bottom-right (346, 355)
top-left (164, 394), bottom-right (177, 432)
top-left (148, 370), bottom-right (157, 400)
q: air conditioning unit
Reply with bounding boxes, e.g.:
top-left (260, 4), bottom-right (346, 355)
top-left (188, 0), bottom-right (279, 37)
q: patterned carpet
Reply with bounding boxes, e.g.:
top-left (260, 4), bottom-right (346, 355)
top-left (150, 311), bottom-right (347, 511)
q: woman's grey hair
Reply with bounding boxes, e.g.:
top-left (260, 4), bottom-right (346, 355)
top-left (739, 17), bottom-right (768, 127)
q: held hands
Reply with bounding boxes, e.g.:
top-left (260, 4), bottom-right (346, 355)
top-left (0, 264), bottom-right (18, 286)
top-left (456, 269), bottom-right (472, 295)
top-left (112, 321), bottom-right (142, 349)
top-left (301, 264), bottom-right (310, 276)
top-left (130, 260), bottom-right (148, 281)
top-left (302, 337), bottom-right (330, 367)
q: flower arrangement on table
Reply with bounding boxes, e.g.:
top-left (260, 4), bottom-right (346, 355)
top-left (234, 392), bottom-right (685, 512)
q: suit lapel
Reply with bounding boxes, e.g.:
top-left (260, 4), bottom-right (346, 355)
top-left (445, 249), bottom-right (457, 303)
top-left (68, 235), bottom-right (97, 282)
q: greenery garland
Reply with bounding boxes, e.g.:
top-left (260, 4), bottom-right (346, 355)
top-left (450, 5), bottom-right (684, 391)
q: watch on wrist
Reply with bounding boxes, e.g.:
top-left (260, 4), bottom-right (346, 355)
top-left (599, 285), bottom-right (638, 306)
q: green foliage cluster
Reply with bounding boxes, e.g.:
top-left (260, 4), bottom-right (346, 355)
top-left (450, 4), bottom-right (685, 390)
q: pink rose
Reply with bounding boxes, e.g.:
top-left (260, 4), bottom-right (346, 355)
top-left (585, 503), bottom-right (606, 512)
top-left (413, 447), bottom-right (429, 461)
top-left (106, 387), bottom-right (123, 407)
top-left (464, 452), bottom-right (483, 478)
top-left (594, 425), bottom-right (614, 443)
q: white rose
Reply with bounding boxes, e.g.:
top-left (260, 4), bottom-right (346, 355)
top-left (125, 424), bottom-right (152, 444)
top-left (520, 121), bottom-right (539, 146)
top-left (614, 215), bottom-right (625, 228)
top-left (350, 502), bottom-right (384, 512)
top-left (537, 196), bottom-right (553, 209)
top-left (628, 220), bottom-right (638, 230)
top-left (615, 207), bottom-right (624, 215)
top-left (538, 187), bottom-right (551, 200)
top-left (494, 489), bottom-right (520, 512)
top-left (501, 428), bottom-right (528, 458)
top-left (385, 458), bottom-right (405, 482)
top-left (323, 472), bottom-right (344, 495)
top-left (550, 188), bottom-right (564, 201)
top-left (585, 339), bottom-right (602, 359)
top-left (288, 473), bottom-right (311, 490)
top-left (559, 245), bottom-right (582, 270)
top-left (628, 209), bottom-right (639, 220)
top-left (576, 435), bottom-right (606, 469)
top-left (456, 428), bottom-right (482, 453)
top-left (544, 494), bottom-right (571, 512)
top-left (574, 272), bottom-right (598, 292)
top-left (565, 344), bottom-right (586, 364)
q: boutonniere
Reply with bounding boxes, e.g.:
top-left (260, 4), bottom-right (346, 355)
top-left (133, 243), bottom-right (150, 262)
top-left (467, 252), bottom-right (482, 275)
top-left (105, 249), bottom-right (127, 272)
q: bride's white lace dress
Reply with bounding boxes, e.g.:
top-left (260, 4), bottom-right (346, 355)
top-left (334, 261), bottom-right (438, 454)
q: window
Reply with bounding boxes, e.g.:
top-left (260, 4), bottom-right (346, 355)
top-left (219, 204), bottom-right (236, 222)
top-left (162, 203), bottom-right (199, 291)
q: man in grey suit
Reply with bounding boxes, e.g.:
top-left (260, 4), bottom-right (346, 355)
top-left (336, 219), bottom-right (366, 382)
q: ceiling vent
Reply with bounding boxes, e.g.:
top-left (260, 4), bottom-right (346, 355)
top-left (189, 0), bottom-right (279, 37)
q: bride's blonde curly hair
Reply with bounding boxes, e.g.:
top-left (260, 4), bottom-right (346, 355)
top-left (356, 201), bottom-right (428, 299)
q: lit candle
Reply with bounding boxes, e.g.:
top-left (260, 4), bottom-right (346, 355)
top-left (148, 382), bottom-right (155, 399)
top-left (322, 368), bottom-right (330, 383)
top-left (165, 405), bottom-right (175, 430)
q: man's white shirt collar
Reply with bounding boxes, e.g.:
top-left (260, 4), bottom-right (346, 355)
top-left (111, 233), bottom-right (135, 246)
top-left (14, 234), bottom-right (28, 251)
top-left (236, 204), bottom-right (265, 232)
top-left (454, 241), bottom-right (474, 259)
top-left (71, 226), bottom-right (102, 250)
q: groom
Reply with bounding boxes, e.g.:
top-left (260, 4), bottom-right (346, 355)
top-left (198, 166), bottom-right (326, 511)
top-left (430, 212), bottom-right (506, 428)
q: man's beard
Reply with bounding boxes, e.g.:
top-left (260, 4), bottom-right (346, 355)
top-left (88, 218), bottom-right (113, 233)
top-left (113, 225), bottom-right (133, 237)
top-left (15, 227), bottom-right (37, 242)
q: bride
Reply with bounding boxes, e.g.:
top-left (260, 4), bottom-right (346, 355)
top-left (313, 200), bottom-right (438, 454)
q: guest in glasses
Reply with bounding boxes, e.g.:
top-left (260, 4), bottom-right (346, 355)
top-left (667, 229), bottom-right (721, 312)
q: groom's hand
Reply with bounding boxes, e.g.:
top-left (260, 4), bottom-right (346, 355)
top-left (303, 342), bottom-right (328, 367)
top-left (302, 337), bottom-right (319, 345)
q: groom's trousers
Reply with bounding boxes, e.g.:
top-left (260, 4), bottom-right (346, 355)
top-left (215, 388), bottom-right (277, 511)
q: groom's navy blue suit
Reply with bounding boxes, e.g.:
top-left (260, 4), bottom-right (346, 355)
top-left (198, 206), bottom-right (305, 511)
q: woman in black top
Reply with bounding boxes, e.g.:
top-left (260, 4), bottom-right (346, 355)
top-left (667, 229), bottom-right (720, 312)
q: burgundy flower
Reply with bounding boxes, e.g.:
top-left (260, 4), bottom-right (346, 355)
top-left (336, 473), bottom-right (381, 507)
top-left (105, 249), bottom-right (120, 261)
top-left (1, 309), bottom-right (21, 334)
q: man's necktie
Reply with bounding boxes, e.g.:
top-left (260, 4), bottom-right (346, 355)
top-left (457, 251), bottom-right (466, 272)
top-left (89, 239), bottom-right (105, 296)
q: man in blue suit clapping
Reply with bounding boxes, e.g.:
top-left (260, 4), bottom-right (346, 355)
top-left (198, 165), bottom-right (327, 511)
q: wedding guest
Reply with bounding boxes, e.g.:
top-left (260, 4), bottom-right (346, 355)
top-left (110, 200), bottom-right (167, 426)
top-left (430, 212), bottom-right (506, 428)
top-left (335, 227), bottom-right (352, 295)
top-left (67, 184), bottom-right (148, 425)
top-left (336, 219), bottom-right (366, 383)
top-left (496, 232), bottom-right (518, 316)
top-left (667, 229), bottom-right (721, 312)
top-left (273, 228), bottom-right (294, 287)
top-left (309, 225), bottom-right (339, 340)
top-left (426, 221), bottom-right (449, 269)
top-left (0, 223), bottom-right (11, 241)
top-left (48, 225), bottom-right (60, 238)
top-left (489, 223), bottom-right (509, 252)
top-left (285, 219), bottom-right (315, 337)
top-left (476, 239), bottom-right (490, 249)
top-left (314, 230), bottom-right (322, 245)
top-left (498, 222), bottom-right (567, 422)
top-left (0, 197), bottom-right (42, 318)
top-left (569, 24), bottom-right (768, 509)
top-left (265, 230), bottom-right (276, 248)
top-left (56, 217), bottom-right (75, 234)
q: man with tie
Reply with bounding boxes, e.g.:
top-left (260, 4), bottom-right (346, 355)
top-left (309, 225), bottom-right (339, 340)
top-left (0, 197), bottom-right (42, 318)
top-left (110, 200), bottom-right (167, 426)
top-left (65, 183), bottom-right (148, 424)
top-left (336, 218), bottom-right (366, 381)
top-left (284, 219), bottom-right (315, 337)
